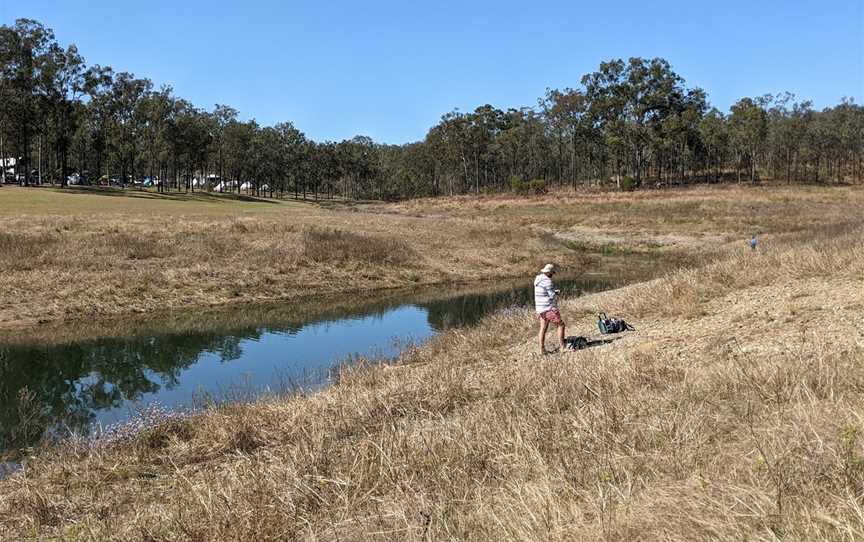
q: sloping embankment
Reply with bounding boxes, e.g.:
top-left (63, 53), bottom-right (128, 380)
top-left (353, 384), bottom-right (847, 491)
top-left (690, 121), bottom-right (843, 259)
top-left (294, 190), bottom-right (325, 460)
top-left (1, 224), bottom-right (863, 541)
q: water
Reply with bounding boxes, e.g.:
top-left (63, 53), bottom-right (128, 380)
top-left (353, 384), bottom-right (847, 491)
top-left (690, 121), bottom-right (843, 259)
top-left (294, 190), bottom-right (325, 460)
top-left (0, 276), bottom-right (618, 456)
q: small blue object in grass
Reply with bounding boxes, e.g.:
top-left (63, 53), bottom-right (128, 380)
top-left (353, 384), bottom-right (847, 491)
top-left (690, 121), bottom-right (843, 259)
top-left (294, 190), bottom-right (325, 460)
top-left (750, 234), bottom-right (758, 250)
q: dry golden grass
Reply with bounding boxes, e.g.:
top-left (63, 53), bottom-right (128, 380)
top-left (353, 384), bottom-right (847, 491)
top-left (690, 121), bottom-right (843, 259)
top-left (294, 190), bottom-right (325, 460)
top-left (301, 227), bottom-right (416, 265)
top-left (0, 184), bottom-right (861, 328)
top-left (0, 187), bottom-right (570, 327)
top-left (1, 220), bottom-right (862, 541)
top-left (381, 183), bottom-right (864, 245)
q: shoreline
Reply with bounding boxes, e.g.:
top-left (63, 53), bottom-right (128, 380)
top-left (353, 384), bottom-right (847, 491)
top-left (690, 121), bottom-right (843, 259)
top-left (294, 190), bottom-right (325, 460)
top-left (0, 250), bottom-right (666, 342)
top-left (0, 266), bottom-right (660, 461)
top-left (0, 275), bottom-right (640, 466)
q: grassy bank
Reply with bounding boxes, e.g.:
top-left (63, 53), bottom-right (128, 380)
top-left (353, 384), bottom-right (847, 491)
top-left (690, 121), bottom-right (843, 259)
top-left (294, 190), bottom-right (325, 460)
top-left (1, 183), bottom-right (861, 328)
top-left (0, 187), bottom-right (598, 328)
top-left (1, 220), bottom-right (862, 540)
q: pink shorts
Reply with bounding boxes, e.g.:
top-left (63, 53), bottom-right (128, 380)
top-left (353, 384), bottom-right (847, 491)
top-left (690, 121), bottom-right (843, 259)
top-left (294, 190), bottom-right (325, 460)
top-left (538, 308), bottom-right (564, 325)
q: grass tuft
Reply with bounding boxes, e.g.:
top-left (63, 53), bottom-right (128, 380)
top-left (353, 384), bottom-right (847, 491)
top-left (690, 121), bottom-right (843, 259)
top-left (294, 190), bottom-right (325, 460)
top-left (0, 232), bottom-right (58, 270)
top-left (302, 226), bottom-right (416, 265)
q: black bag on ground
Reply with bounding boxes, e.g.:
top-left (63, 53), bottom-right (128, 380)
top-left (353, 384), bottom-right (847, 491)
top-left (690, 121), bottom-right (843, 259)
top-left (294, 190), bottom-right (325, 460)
top-left (597, 313), bottom-right (634, 334)
top-left (565, 336), bottom-right (589, 351)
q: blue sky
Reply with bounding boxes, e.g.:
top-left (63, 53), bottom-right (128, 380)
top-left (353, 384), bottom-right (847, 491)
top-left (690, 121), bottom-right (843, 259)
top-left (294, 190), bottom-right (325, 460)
top-left (3, 0), bottom-right (862, 143)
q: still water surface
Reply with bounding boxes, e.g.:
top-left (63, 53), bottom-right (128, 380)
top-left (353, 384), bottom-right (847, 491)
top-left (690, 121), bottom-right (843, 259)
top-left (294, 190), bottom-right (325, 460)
top-left (0, 276), bottom-right (619, 455)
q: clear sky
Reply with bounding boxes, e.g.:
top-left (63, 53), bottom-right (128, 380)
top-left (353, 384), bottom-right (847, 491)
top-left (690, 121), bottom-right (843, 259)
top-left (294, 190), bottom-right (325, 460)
top-left (3, 0), bottom-right (863, 143)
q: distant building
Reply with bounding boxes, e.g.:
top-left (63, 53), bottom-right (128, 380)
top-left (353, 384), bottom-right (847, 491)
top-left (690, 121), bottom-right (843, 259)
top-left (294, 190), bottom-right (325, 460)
top-left (214, 180), bottom-right (238, 192)
top-left (1, 157), bottom-right (16, 179)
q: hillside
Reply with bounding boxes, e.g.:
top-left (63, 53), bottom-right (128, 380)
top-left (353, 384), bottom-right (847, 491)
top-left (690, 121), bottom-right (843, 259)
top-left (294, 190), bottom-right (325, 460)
top-left (1, 220), bottom-right (861, 540)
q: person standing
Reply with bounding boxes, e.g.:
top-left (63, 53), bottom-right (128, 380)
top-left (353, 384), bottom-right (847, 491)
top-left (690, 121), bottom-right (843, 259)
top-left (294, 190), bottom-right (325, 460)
top-left (535, 263), bottom-right (566, 355)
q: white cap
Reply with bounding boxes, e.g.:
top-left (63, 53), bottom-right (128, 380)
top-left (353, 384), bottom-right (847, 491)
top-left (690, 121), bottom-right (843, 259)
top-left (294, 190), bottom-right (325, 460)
top-left (541, 263), bottom-right (556, 274)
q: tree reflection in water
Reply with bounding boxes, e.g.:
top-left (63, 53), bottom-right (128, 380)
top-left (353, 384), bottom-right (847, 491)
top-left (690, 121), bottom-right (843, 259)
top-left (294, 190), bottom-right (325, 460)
top-left (0, 330), bottom-right (249, 452)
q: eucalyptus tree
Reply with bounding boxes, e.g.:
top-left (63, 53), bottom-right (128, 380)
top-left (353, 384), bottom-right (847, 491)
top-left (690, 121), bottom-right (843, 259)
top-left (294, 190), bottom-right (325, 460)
top-left (494, 108), bottom-right (530, 183)
top-left (627, 58), bottom-right (693, 186)
top-left (765, 94), bottom-right (809, 183)
top-left (729, 97), bottom-right (769, 182)
top-left (274, 121), bottom-right (306, 197)
top-left (294, 140), bottom-right (315, 199)
top-left (494, 107), bottom-right (549, 184)
top-left (389, 141), bottom-right (437, 198)
top-left (102, 72), bottom-right (152, 184)
top-left (0, 19), bottom-right (56, 185)
top-left (78, 66), bottom-right (115, 184)
top-left (185, 109), bottom-right (213, 191)
top-left (426, 111), bottom-right (472, 195)
top-left (663, 87), bottom-right (707, 185)
top-left (0, 27), bottom-right (13, 183)
top-left (581, 57), bottom-right (698, 187)
top-left (250, 126), bottom-right (284, 196)
top-left (581, 59), bottom-right (628, 184)
top-left (137, 86), bottom-right (174, 188)
top-left (541, 88), bottom-right (593, 185)
top-left (65, 65), bottom-right (111, 180)
top-left (166, 101), bottom-right (212, 191)
top-left (208, 104), bottom-right (237, 187)
top-left (467, 104), bottom-right (505, 192)
top-left (832, 99), bottom-right (864, 183)
top-left (699, 108), bottom-right (730, 182)
top-left (303, 141), bottom-right (328, 200)
top-left (816, 100), bottom-right (863, 183)
top-left (337, 135), bottom-right (378, 199)
top-left (222, 119), bottom-right (257, 192)
top-left (314, 140), bottom-right (343, 200)
top-left (38, 39), bottom-right (89, 185)
top-left (423, 105), bottom-right (508, 194)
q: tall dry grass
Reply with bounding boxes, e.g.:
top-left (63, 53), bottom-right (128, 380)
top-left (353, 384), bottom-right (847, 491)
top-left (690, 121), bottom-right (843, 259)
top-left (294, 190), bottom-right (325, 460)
top-left (0, 187), bottom-right (586, 327)
top-left (0, 232), bottom-right (60, 271)
top-left (1, 184), bottom-right (861, 327)
top-left (302, 227), bottom-right (416, 265)
top-left (1, 223), bottom-right (862, 540)
top-left (606, 222), bottom-right (864, 320)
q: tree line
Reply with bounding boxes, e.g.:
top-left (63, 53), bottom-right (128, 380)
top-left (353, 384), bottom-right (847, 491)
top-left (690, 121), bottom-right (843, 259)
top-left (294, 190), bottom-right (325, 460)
top-left (2, 18), bottom-right (862, 200)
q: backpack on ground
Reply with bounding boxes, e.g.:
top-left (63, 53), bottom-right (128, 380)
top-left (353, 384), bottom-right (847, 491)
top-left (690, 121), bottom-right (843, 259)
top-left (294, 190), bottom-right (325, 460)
top-left (564, 336), bottom-right (589, 351)
top-left (597, 313), bottom-right (635, 334)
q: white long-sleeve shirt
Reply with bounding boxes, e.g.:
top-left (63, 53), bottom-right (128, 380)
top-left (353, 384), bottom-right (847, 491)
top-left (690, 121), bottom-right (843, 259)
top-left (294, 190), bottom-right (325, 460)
top-left (534, 273), bottom-right (558, 313)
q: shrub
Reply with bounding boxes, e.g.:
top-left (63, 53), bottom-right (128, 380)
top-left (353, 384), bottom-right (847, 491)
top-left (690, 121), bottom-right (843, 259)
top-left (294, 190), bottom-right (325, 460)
top-left (527, 179), bottom-right (547, 194)
top-left (620, 175), bottom-right (638, 191)
top-left (509, 175), bottom-right (525, 193)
